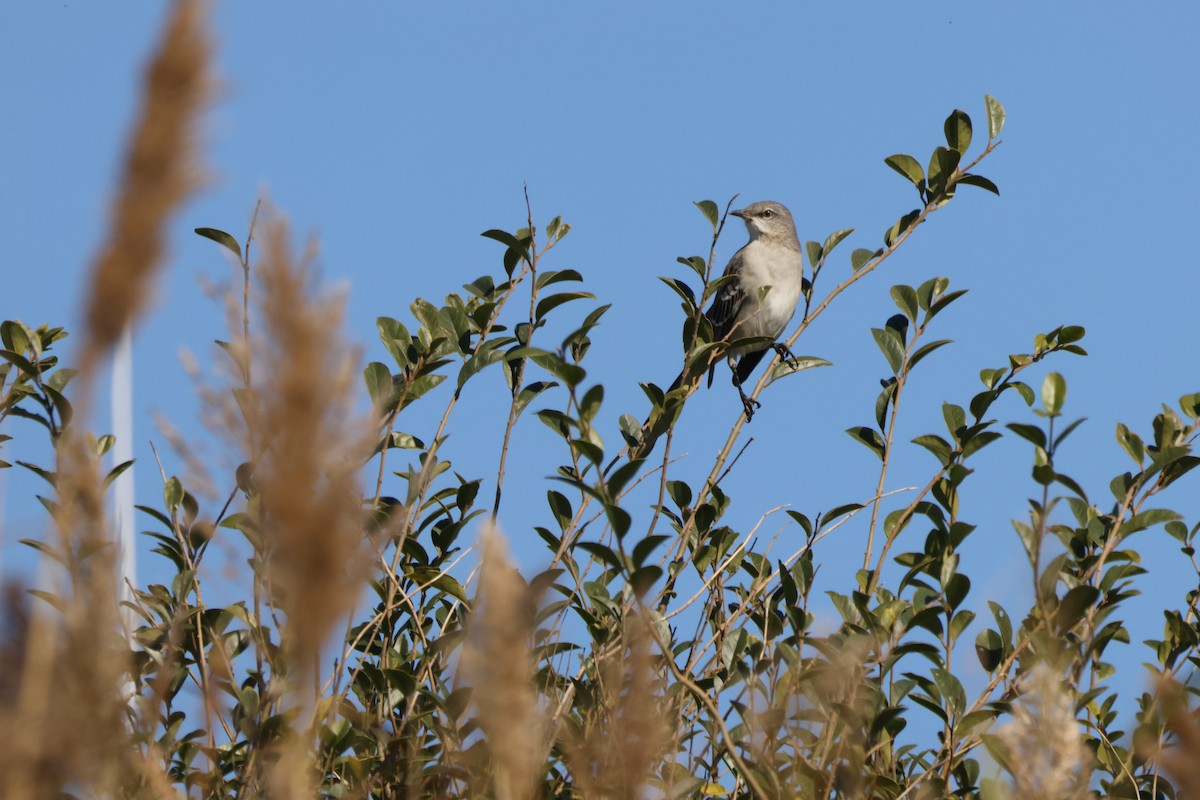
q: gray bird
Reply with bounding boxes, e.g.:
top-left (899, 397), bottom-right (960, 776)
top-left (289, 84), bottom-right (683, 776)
top-left (685, 200), bottom-right (806, 420)
top-left (630, 201), bottom-right (805, 465)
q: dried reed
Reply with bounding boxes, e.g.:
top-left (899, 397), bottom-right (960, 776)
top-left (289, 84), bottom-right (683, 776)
top-left (1157, 679), bottom-right (1200, 796)
top-left (250, 216), bottom-right (368, 673)
top-left (463, 526), bottom-right (546, 800)
top-left (564, 613), bottom-right (670, 800)
top-left (0, 2), bottom-right (210, 797)
top-left (997, 663), bottom-right (1094, 800)
top-left (80, 0), bottom-right (209, 376)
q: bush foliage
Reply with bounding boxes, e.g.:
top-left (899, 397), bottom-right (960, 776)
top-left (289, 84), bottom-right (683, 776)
top-left (3, 6), bottom-right (1200, 799)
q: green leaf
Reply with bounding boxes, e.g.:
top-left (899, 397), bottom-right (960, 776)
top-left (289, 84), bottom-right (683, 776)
top-left (957, 174), bottom-right (1000, 195)
top-left (103, 459), bottom-right (135, 489)
top-left (975, 629), bottom-right (1003, 671)
top-left (547, 490), bottom-right (573, 531)
top-left (929, 288), bottom-right (967, 317)
top-left (618, 414), bottom-right (643, 448)
top-left (630, 566), bottom-right (662, 596)
top-left (606, 504), bottom-right (632, 539)
top-left (883, 510), bottom-right (907, 542)
top-left (1180, 391), bottom-right (1200, 420)
top-left (536, 268), bottom-right (584, 289)
top-left (1032, 462), bottom-right (1055, 486)
top-left (949, 609), bottom-right (975, 644)
top-left (677, 255), bottom-right (707, 280)
top-left (913, 434), bottom-right (953, 465)
top-left (768, 355), bottom-right (831, 384)
top-left (1055, 585), bottom-right (1099, 632)
top-left (1006, 422), bottom-right (1046, 448)
top-left (806, 241), bottom-right (823, 270)
top-left (942, 403), bottom-right (966, 441)
top-left (909, 339), bottom-right (952, 371)
top-left (387, 431), bottom-right (424, 450)
top-left (408, 567), bottom-right (469, 603)
top-left (536, 291), bottom-right (595, 321)
top-left (480, 228), bottom-right (526, 254)
top-left (531, 353), bottom-right (586, 387)
top-left (194, 227), bottom-right (242, 260)
top-left (546, 215), bottom-right (571, 242)
top-left (872, 327), bottom-right (905, 375)
top-left (631, 535), bottom-right (669, 568)
top-left (659, 277), bottom-right (697, 309)
top-left (890, 285), bottom-right (918, 322)
top-left (821, 227), bottom-right (854, 256)
top-left (1124, 508), bottom-right (1183, 535)
top-left (820, 503), bottom-right (864, 529)
top-left (164, 476), bottom-right (184, 514)
top-left (514, 381), bottom-right (558, 418)
top-left (1011, 381), bottom-right (1035, 406)
top-left (577, 542), bottom-right (623, 572)
top-left (931, 667), bottom-right (966, 717)
top-left (1053, 416), bottom-right (1087, 448)
top-left (42, 385), bottom-right (72, 428)
top-left (787, 510), bottom-right (812, 538)
top-left (481, 229), bottom-right (531, 276)
top-left (846, 426), bottom-right (887, 460)
top-left (984, 95), bottom-right (1006, 139)
top-left (1165, 520), bottom-right (1189, 543)
top-left (885, 154), bottom-right (925, 187)
top-left (943, 109), bottom-right (972, 155)
top-left (605, 459), bottom-right (642, 499)
top-left (851, 248), bottom-right (877, 272)
top-left (1162, 456), bottom-right (1200, 488)
top-left (46, 367), bottom-right (77, 393)
top-left (694, 200), bottom-right (719, 230)
top-left (926, 146), bottom-right (961, 195)
top-left (1057, 325), bottom-right (1085, 345)
top-left (0, 349), bottom-right (38, 380)
top-left (364, 362), bottom-right (393, 406)
top-left (988, 601), bottom-right (1013, 651)
top-left (1115, 423), bottom-right (1145, 465)
top-left (579, 384), bottom-right (604, 424)
top-left (1041, 371), bottom-right (1066, 415)
top-left (0, 321), bottom-right (34, 357)
top-left (404, 372), bottom-right (447, 405)
top-left (464, 274), bottom-right (496, 297)
top-left (884, 210), bottom-right (921, 247)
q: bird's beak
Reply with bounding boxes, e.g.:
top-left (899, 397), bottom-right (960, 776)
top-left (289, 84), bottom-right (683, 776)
top-left (730, 209), bottom-right (748, 219)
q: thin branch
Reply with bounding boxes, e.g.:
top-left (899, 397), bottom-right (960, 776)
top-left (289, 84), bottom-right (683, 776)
top-left (492, 186), bottom-right (539, 520)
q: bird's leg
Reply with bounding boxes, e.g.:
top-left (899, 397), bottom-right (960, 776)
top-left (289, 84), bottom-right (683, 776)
top-left (772, 341), bottom-right (799, 367)
top-left (731, 370), bottom-right (761, 422)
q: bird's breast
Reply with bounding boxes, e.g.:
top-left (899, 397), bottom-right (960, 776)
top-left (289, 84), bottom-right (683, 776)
top-left (736, 243), bottom-right (804, 339)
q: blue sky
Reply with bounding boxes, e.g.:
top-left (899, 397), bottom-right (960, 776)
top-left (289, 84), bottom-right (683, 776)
top-left (2, 1), bottom-right (1198, 730)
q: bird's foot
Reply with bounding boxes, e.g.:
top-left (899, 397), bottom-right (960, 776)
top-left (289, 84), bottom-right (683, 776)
top-left (772, 342), bottom-right (799, 367)
top-left (738, 390), bottom-right (761, 422)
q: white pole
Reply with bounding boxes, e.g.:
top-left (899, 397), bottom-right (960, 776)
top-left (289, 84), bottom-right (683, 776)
top-left (112, 323), bottom-right (136, 632)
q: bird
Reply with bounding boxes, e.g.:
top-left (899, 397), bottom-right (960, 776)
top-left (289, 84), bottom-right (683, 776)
top-left (675, 200), bottom-right (806, 421)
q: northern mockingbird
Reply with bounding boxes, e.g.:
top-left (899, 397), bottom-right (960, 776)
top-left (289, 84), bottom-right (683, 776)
top-left (675, 200), bottom-right (805, 421)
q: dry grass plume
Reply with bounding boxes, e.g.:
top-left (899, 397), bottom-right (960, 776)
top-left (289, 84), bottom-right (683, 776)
top-left (563, 613), bottom-right (670, 800)
top-left (0, 2), bottom-right (210, 797)
top-left (996, 663), bottom-right (1094, 800)
top-left (463, 526), bottom-right (546, 800)
top-left (80, 0), bottom-right (209, 376)
top-left (250, 216), bottom-right (369, 674)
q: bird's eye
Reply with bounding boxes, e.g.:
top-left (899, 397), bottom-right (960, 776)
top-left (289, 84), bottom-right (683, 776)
top-left (761, 209), bottom-right (775, 218)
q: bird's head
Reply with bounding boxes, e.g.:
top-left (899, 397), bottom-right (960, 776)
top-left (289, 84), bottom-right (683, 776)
top-left (731, 201), bottom-right (797, 243)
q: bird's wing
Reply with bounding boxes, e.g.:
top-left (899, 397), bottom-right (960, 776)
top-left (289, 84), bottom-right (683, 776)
top-left (704, 246), bottom-right (748, 341)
